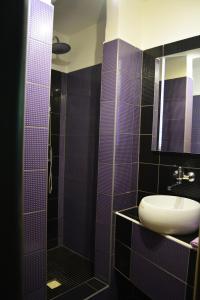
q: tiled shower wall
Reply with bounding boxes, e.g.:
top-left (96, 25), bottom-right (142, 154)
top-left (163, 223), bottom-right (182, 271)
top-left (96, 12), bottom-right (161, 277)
top-left (47, 70), bottom-right (61, 249)
top-left (23, 0), bottom-right (53, 299)
top-left (95, 39), bottom-right (142, 282)
top-left (138, 37), bottom-right (200, 205)
top-left (63, 65), bottom-right (101, 260)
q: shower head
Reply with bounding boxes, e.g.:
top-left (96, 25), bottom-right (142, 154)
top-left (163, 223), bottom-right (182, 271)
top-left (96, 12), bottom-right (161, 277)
top-left (52, 36), bottom-right (71, 55)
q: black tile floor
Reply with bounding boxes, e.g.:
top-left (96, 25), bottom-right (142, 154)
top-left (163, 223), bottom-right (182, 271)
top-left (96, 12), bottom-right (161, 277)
top-left (47, 247), bottom-right (107, 299)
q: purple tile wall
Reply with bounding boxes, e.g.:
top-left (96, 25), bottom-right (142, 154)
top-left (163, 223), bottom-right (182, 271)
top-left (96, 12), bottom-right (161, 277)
top-left (24, 127), bottom-right (48, 169)
top-left (23, 0), bottom-right (53, 299)
top-left (131, 252), bottom-right (186, 300)
top-left (192, 95), bottom-right (200, 153)
top-left (28, 0), bottom-right (53, 44)
top-left (160, 77), bottom-right (186, 152)
top-left (26, 38), bottom-right (51, 86)
top-left (25, 83), bottom-right (49, 127)
top-left (24, 170), bottom-right (47, 213)
top-left (95, 39), bottom-right (142, 282)
top-left (113, 192), bottom-right (137, 211)
top-left (115, 214), bottom-right (196, 299)
top-left (131, 223), bottom-right (190, 282)
top-left (24, 211), bottom-right (46, 254)
top-left (24, 250), bottom-right (46, 294)
top-left (63, 64), bottom-right (101, 261)
top-left (25, 288), bottom-right (46, 300)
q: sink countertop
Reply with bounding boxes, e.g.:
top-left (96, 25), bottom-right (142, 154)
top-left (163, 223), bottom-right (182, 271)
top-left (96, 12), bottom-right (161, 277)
top-left (116, 207), bottom-right (199, 250)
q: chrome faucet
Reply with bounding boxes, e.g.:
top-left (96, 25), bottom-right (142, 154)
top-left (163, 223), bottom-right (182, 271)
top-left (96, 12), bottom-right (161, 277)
top-left (167, 166), bottom-right (195, 191)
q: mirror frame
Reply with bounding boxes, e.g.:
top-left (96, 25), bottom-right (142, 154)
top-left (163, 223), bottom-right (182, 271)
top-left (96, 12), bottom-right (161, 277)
top-left (151, 35), bottom-right (200, 154)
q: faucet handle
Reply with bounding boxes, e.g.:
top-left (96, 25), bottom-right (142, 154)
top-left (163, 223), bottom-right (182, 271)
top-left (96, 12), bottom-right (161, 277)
top-left (173, 169), bottom-right (179, 177)
top-left (183, 171), bottom-right (195, 182)
top-left (173, 166), bottom-right (181, 176)
top-left (173, 166), bottom-right (183, 182)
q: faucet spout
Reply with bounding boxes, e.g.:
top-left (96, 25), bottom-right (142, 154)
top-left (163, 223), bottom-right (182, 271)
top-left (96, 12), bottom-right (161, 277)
top-left (167, 181), bottom-right (182, 191)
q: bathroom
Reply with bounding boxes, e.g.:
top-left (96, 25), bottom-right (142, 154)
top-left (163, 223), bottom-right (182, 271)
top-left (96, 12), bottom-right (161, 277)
top-left (4, 0), bottom-right (200, 299)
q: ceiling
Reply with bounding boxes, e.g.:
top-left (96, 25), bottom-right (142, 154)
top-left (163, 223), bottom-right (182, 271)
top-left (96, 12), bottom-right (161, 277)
top-left (53, 0), bottom-right (106, 36)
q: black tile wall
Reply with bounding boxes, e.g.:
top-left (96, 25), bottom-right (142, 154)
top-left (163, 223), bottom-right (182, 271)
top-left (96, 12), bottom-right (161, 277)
top-left (51, 134), bottom-right (60, 156)
top-left (164, 35), bottom-right (200, 56)
top-left (52, 156), bottom-right (59, 178)
top-left (47, 239), bottom-right (58, 250)
top-left (114, 36), bottom-right (200, 300)
top-left (47, 219), bottom-right (58, 242)
top-left (160, 152), bottom-right (200, 168)
top-left (138, 163), bottom-right (158, 193)
top-left (51, 113), bottom-right (60, 134)
top-left (140, 106), bottom-right (153, 134)
top-left (113, 271), bottom-right (150, 300)
top-left (138, 38), bottom-right (200, 205)
top-left (47, 197), bottom-right (58, 219)
top-left (137, 190), bottom-right (154, 203)
top-left (48, 176), bottom-right (58, 199)
top-left (142, 46), bottom-right (163, 107)
top-left (47, 70), bottom-right (61, 249)
top-left (115, 216), bottom-right (132, 248)
top-left (115, 241), bottom-right (131, 278)
top-left (139, 134), bottom-right (159, 164)
top-left (158, 166), bottom-right (200, 199)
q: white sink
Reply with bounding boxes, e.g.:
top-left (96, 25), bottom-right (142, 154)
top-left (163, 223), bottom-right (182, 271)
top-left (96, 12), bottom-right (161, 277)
top-left (138, 195), bottom-right (200, 235)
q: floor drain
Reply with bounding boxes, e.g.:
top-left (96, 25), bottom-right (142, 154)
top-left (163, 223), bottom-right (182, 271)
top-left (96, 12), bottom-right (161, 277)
top-left (47, 279), bottom-right (62, 289)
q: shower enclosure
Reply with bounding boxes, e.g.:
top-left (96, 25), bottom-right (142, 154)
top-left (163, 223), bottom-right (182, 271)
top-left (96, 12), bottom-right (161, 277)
top-left (47, 66), bottom-right (103, 299)
top-left (22, 1), bottom-right (109, 299)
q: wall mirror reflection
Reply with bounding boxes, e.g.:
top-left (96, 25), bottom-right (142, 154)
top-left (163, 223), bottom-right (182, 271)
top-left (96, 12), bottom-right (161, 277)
top-left (152, 48), bottom-right (200, 153)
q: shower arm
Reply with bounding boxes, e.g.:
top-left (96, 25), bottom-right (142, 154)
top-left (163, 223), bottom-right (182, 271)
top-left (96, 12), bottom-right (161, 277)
top-left (53, 36), bottom-right (60, 43)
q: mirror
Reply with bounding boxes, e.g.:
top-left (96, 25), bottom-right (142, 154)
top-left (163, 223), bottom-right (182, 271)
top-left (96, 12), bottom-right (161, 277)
top-left (152, 48), bottom-right (200, 153)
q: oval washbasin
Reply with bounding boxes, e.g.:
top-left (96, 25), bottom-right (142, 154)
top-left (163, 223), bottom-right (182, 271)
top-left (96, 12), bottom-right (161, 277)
top-left (138, 195), bottom-right (200, 235)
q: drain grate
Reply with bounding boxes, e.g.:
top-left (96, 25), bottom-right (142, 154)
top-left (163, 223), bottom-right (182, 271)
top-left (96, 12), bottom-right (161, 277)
top-left (47, 279), bottom-right (62, 290)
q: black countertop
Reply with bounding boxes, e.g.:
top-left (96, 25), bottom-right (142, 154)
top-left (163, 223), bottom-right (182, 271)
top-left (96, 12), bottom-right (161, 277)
top-left (118, 207), bottom-right (198, 246)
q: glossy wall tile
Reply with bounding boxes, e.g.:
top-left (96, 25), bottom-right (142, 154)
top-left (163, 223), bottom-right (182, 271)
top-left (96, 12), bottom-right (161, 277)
top-left (23, 1), bottom-right (53, 299)
top-left (95, 39), bottom-right (142, 282)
